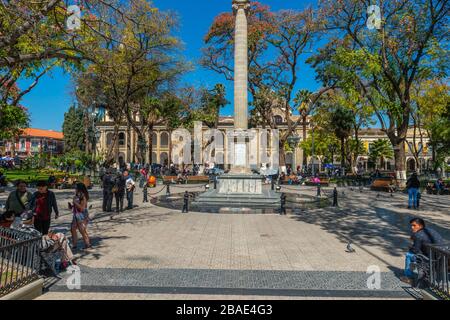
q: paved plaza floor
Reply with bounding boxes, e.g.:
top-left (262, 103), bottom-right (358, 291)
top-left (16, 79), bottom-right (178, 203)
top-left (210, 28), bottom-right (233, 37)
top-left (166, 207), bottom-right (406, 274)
top-left (2, 183), bottom-right (449, 300)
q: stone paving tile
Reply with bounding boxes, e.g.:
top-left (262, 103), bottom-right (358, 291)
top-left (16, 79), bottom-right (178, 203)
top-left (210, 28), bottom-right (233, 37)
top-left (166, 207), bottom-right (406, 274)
top-left (2, 184), bottom-right (446, 300)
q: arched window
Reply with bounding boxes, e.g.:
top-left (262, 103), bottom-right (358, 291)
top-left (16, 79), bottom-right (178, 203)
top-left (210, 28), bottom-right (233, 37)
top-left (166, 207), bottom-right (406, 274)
top-left (118, 132), bottom-right (126, 146)
top-left (160, 132), bottom-right (169, 147)
top-left (152, 133), bottom-right (157, 146)
top-left (152, 152), bottom-right (157, 163)
top-left (106, 133), bottom-right (113, 146)
top-left (274, 115), bottom-right (283, 124)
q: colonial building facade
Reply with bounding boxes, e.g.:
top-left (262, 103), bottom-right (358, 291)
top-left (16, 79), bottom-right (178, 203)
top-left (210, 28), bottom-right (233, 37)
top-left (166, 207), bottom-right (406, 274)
top-left (0, 128), bottom-right (64, 158)
top-left (96, 113), bottom-right (433, 173)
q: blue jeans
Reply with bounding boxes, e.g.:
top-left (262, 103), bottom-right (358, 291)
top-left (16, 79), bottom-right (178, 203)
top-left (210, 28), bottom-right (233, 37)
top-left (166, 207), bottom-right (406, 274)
top-left (404, 252), bottom-right (416, 278)
top-left (408, 188), bottom-right (418, 208)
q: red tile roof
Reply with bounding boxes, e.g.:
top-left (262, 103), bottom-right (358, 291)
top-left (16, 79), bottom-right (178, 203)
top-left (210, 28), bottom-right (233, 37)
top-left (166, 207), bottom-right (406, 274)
top-left (22, 128), bottom-right (64, 140)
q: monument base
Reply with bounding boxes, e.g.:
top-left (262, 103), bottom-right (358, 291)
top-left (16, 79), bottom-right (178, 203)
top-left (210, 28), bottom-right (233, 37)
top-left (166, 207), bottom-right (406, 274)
top-left (194, 174), bottom-right (281, 211)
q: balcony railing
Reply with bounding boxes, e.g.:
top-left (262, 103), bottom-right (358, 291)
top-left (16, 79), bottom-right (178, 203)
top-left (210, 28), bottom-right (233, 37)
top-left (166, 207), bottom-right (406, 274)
top-left (0, 227), bottom-right (41, 297)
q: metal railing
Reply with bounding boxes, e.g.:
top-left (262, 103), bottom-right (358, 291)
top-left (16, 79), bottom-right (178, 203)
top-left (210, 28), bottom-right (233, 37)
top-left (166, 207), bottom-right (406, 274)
top-left (426, 243), bottom-right (450, 299)
top-left (0, 227), bottom-right (41, 297)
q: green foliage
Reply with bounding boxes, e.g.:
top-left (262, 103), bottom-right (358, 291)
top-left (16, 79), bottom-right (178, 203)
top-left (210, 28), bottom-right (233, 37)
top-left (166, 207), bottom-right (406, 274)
top-left (369, 139), bottom-right (394, 168)
top-left (62, 104), bottom-right (85, 152)
top-left (0, 103), bottom-right (29, 139)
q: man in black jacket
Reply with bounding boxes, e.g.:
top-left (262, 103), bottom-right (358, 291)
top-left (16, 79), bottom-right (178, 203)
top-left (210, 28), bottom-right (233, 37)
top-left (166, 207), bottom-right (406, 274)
top-left (114, 171), bottom-right (126, 213)
top-left (102, 168), bottom-right (115, 212)
top-left (401, 217), bottom-right (445, 284)
top-left (29, 181), bottom-right (59, 235)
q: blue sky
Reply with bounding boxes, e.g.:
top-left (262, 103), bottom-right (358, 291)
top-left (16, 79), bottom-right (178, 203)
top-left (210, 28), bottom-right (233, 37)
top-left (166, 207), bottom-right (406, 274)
top-left (19, 0), bottom-right (320, 131)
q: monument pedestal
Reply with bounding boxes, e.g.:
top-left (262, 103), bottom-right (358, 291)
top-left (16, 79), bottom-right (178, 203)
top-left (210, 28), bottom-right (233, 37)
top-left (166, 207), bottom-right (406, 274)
top-left (194, 174), bottom-right (280, 211)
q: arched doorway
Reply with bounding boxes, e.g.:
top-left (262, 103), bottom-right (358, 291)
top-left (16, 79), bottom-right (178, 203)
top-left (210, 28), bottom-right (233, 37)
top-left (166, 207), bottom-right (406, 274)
top-left (160, 152), bottom-right (168, 166)
top-left (407, 158), bottom-right (416, 172)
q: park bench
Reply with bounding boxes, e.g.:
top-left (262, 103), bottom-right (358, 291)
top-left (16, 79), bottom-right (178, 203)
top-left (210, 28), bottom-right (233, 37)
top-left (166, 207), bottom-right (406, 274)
top-left (370, 177), bottom-right (397, 192)
top-left (187, 176), bottom-right (209, 183)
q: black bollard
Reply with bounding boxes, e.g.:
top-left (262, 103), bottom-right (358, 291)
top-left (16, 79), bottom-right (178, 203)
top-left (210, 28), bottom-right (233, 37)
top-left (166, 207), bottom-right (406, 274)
top-left (166, 183), bottom-right (171, 196)
top-left (271, 177), bottom-right (275, 191)
top-left (333, 187), bottom-right (338, 207)
top-left (280, 193), bottom-right (287, 215)
top-left (317, 183), bottom-right (321, 197)
top-left (182, 191), bottom-right (189, 213)
top-left (214, 178), bottom-right (217, 190)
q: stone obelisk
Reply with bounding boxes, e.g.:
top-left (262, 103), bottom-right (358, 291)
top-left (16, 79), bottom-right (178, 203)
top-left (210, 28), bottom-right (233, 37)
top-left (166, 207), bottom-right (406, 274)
top-left (233, 0), bottom-right (249, 130)
top-left (231, 0), bottom-right (250, 173)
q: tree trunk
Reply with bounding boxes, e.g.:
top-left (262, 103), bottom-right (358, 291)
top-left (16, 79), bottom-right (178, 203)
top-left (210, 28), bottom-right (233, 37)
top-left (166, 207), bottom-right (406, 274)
top-left (148, 125), bottom-right (154, 165)
top-left (340, 137), bottom-right (346, 169)
top-left (393, 140), bottom-right (407, 182)
top-left (126, 123), bottom-right (131, 164)
top-left (302, 115), bottom-right (307, 168)
top-left (279, 141), bottom-right (286, 173)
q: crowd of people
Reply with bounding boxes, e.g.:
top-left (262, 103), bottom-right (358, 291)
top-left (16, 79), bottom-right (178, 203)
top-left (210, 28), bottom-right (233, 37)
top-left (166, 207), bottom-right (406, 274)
top-left (100, 168), bottom-right (136, 213)
top-left (0, 179), bottom-right (94, 272)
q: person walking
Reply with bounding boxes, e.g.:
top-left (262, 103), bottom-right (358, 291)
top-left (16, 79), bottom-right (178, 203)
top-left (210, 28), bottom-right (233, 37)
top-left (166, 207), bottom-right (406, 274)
top-left (140, 166), bottom-right (149, 203)
top-left (406, 172), bottom-right (420, 209)
top-left (124, 170), bottom-right (136, 210)
top-left (114, 171), bottom-right (126, 213)
top-left (102, 168), bottom-right (115, 212)
top-left (5, 180), bottom-right (32, 216)
top-left (29, 181), bottom-right (59, 235)
top-left (69, 183), bottom-right (91, 250)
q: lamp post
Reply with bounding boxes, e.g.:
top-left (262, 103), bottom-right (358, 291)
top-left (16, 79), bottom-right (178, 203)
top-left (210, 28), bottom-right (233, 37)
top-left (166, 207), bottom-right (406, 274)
top-left (328, 144), bottom-right (337, 167)
top-left (287, 135), bottom-right (301, 171)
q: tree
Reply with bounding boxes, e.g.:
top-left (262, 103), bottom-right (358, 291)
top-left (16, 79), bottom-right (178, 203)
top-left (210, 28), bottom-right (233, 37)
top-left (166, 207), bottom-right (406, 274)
top-left (411, 79), bottom-right (450, 170)
top-left (329, 106), bottom-right (355, 169)
top-left (369, 139), bottom-right (394, 170)
top-left (62, 104), bottom-right (85, 152)
top-left (311, 0), bottom-right (449, 181)
top-left (0, 81), bottom-right (29, 140)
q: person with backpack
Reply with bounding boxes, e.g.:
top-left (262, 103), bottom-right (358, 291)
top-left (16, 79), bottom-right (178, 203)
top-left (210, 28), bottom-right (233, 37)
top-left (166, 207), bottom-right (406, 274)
top-left (400, 217), bottom-right (444, 285)
top-left (406, 172), bottom-right (420, 209)
top-left (5, 180), bottom-right (32, 215)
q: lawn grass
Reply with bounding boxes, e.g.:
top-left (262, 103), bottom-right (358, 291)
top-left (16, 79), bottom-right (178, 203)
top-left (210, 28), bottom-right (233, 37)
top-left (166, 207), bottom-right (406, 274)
top-left (1, 169), bottom-right (81, 184)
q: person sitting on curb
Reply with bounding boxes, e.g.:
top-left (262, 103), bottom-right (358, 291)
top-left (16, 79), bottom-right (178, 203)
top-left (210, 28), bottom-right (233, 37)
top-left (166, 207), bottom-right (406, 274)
top-left (400, 217), bottom-right (444, 285)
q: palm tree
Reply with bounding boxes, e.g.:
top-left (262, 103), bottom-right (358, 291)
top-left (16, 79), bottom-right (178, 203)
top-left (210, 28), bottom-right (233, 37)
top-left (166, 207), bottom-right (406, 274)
top-left (330, 106), bottom-right (354, 169)
top-left (369, 139), bottom-right (394, 170)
